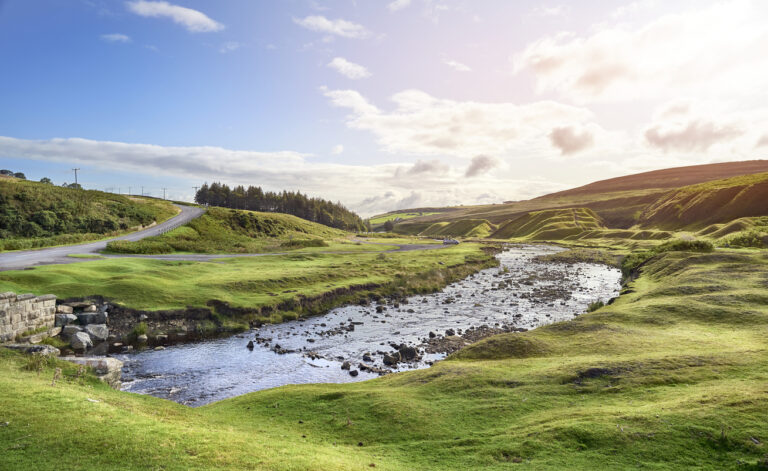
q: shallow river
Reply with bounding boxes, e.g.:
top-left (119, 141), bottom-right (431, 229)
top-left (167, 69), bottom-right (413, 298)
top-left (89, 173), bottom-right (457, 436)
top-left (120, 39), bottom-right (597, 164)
top-left (116, 245), bottom-right (622, 406)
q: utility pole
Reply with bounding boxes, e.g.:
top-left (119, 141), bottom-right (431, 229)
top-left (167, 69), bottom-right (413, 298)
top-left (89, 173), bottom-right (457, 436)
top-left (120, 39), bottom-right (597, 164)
top-left (128, 186), bottom-right (132, 196)
top-left (118, 187), bottom-right (121, 195)
top-left (72, 168), bottom-right (80, 185)
top-left (162, 188), bottom-right (167, 200)
top-left (141, 186), bottom-right (144, 196)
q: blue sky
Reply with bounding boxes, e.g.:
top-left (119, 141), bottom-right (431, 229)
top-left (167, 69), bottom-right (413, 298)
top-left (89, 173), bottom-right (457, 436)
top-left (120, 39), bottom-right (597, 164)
top-left (2, 0), bottom-right (768, 215)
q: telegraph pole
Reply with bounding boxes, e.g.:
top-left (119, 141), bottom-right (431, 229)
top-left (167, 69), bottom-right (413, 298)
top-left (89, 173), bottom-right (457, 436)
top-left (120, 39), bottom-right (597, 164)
top-left (128, 186), bottom-right (132, 196)
top-left (72, 168), bottom-right (80, 185)
top-left (162, 188), bottom-right (167, 200)
top-left (141, 186), bottom-right (144, 196)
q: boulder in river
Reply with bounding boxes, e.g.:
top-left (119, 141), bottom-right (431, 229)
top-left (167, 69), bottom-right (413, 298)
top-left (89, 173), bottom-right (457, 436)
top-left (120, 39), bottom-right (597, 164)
top-left (383, 352), bottom-right (401, 366)
top-left (349, 369), bottom-right (359, 377)
top-left (247, 340), bottom-right (254, 350)
top-left (362, 353), bottom-right (373, 362)
top-left (341, 361), bottom-right (351, 370)
top-left (398, 345), bottom-right (418, 361)
top-left (445, 329), bottom-right (456, 337)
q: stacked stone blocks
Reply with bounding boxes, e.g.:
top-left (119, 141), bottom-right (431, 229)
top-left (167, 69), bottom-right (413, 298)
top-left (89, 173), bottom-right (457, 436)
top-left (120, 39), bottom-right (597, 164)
top-left (0, 292), bottom-right (57, 342)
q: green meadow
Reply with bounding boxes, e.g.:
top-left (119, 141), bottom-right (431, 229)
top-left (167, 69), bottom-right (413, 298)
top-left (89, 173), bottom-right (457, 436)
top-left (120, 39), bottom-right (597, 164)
top-left (2, 246), bottom-right (768, 469)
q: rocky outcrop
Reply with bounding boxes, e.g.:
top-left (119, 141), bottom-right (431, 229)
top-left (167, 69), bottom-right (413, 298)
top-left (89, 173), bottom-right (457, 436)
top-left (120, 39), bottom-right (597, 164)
top-left (60, 357), bottom-right (124, 389)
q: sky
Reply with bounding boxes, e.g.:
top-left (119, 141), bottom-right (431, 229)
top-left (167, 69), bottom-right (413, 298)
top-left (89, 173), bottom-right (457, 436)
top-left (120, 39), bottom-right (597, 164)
top-left (1, 0), bottom-right (768, 216)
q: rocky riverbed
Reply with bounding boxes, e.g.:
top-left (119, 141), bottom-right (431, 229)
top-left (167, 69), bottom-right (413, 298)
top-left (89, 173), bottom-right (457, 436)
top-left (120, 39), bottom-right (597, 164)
top-left (117, 245), bottom-right (622, 406)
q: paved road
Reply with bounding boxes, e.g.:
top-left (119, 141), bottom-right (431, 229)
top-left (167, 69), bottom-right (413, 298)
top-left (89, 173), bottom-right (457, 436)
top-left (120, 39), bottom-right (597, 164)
top-left (0, 208), bottom-right (449, 271)
top-left (0, 204), bottom-right (206, 271)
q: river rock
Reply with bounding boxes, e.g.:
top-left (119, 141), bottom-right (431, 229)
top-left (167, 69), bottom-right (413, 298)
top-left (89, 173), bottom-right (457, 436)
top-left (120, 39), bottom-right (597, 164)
top-left (398, 345), bottom-right (418, 361)
top-left (85, 324), bottom-right (109, 342)
top-left (56, 304), bottom-right (74, 314)
top-left (341, 361), bottom-right (351, 370)
top-left (70, 332), bottom-right (93, 351)
top-left (383, 352), bottom-right (400, 366)
top-left (445, 329), bottom-right (456, 337)
top-left (349, 369), bottom-right (359, 377)
top-left (83, 304), bottom-right (98, 313)
top-left (61, 356), bottom-right (123, 388)
top-left (61, 325), bottom-right (83, 337)
top-left (137, 334), bottom-right (148, 343)
top-left (247, 340), bottom-right (254, 350)
top-left (362, 353), bottom-right (373, 362)
top-left (55, 314), bottom-right (78, 327)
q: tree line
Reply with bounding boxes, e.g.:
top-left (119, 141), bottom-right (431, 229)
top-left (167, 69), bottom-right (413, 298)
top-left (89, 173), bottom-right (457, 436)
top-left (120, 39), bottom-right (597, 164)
top-left (194, 182), bottom-right (366, 232)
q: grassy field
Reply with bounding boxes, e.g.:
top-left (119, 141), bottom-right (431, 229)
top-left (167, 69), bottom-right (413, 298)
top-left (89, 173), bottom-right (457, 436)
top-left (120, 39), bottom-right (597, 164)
top-left (105, 207), bottom-right (349, 254)
top-left (0, 178), bottom-right (178, 251)
top-left (2, 246), bottom-right (768, 469)
top-left (369, 211), bottom-right (441, 225)
top-left (0, 243), bottom-right (489, 314)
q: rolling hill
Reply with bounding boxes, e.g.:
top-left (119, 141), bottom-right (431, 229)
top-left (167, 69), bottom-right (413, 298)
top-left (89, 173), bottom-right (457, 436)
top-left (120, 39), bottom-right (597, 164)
top-left (0, 177), bottom-right (177, 251)
top-left (387, 160), bottom-right (768, 237)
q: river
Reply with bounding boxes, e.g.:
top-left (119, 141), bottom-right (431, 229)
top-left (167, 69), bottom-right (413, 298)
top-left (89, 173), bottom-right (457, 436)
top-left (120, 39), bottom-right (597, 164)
top-left (116, 245), bottom-right (622, 406)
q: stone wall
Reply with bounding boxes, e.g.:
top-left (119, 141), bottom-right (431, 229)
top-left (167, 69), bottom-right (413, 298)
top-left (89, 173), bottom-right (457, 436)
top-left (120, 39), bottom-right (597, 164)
top-left (0, 292), bottom-right (57, 342)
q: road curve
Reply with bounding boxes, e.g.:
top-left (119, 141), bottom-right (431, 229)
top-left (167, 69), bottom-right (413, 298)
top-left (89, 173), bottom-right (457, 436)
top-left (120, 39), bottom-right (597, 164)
top-left (0, 204), bottom-right (205, 271)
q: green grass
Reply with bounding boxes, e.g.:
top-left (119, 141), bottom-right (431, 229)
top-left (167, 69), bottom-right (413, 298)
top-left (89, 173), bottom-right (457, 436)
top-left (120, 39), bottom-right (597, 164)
top-left (369, 211), bottom-right (440, 225)
top-left (105, 207), bottom-right (348, 254)
top-left (0, 243), bottom-right (490, 313)
top-left (3, 247), bottom-right (768, 469)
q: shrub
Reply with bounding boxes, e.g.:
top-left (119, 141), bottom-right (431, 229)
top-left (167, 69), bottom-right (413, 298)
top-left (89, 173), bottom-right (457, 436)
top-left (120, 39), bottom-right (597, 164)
top-left (587, 300), bottom-right (605, 312)
top-left (280, 239), bottom-right (328, 248)
top-left (106, 240), bottom-right (173, 254)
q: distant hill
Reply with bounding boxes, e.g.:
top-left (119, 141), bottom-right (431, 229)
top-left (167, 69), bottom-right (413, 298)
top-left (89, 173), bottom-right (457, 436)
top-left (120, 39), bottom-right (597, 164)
top-left (0, 178), bottom-right (177, 251)
top-left (385, 160), bottom-right (768, 233)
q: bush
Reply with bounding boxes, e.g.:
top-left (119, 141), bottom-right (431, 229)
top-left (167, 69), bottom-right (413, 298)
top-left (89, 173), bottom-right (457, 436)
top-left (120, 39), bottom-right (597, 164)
top-left (106, 240), bottom-right (173, 254)
top-left (720, 230), bottom-right (766, 248)
top-left (280, 239), bottom-right (328, 248)
top-left (587, 300), bottom-right (605, 312)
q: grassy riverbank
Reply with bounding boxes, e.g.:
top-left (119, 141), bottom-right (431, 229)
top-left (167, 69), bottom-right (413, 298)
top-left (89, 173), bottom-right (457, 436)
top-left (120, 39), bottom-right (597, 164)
top-left (0, 243), bottom-right (494, 317)
top-left (2, 246), bottom-right (768, 469)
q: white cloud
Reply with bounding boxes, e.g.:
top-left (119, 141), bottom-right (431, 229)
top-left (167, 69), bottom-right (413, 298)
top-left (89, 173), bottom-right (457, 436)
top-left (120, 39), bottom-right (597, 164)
top-left (293, 15), bottom-right (369, 39)
top-left (532, 5), bottom-right (566, 17)
top-left (388, 0), bottom-right (412, 12)
top-left (219, 41), bottom-right (240, 54)
top-left (126, 1), bottom-right (224, 33)
top-left (331, 144), bottom-right (344, 155)
top-left (327, 57), bottom-right (371, 79)
top-left (442, 58), bottom-right (471, 72)
top-left (514, 1), bottom-right (768, 103)
top-left (323, 87), bottom-right (595, 158)
top-left (0, 135), bottom-right (571, 217)
top-left (101, 33), bottom-right (131, 43)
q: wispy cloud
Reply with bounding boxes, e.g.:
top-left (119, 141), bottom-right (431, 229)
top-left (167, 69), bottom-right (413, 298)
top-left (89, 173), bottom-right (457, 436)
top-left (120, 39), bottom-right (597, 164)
top-left (219, 41), bottom-right (240, 54)
top-left (126, 1), bottom-right (224, 33)
top-left (328, 57), bottom-right (371, 79)
top-left (387, 0), bottom-right (412, 12)
top-left (549, 126), bottom-right (595, 155)
top-left (101, 33), bottom-right (131, 43)
top-left (532, 5), bottom-right (566, 17)
top-left (331, 144), bottom-right (344, 155)
top-left (293, 15), bottom-right (369, 39)
top-left (442, 57), bottom-right (471, 72)
top-left (323, 87), bottom-right (595, 158)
